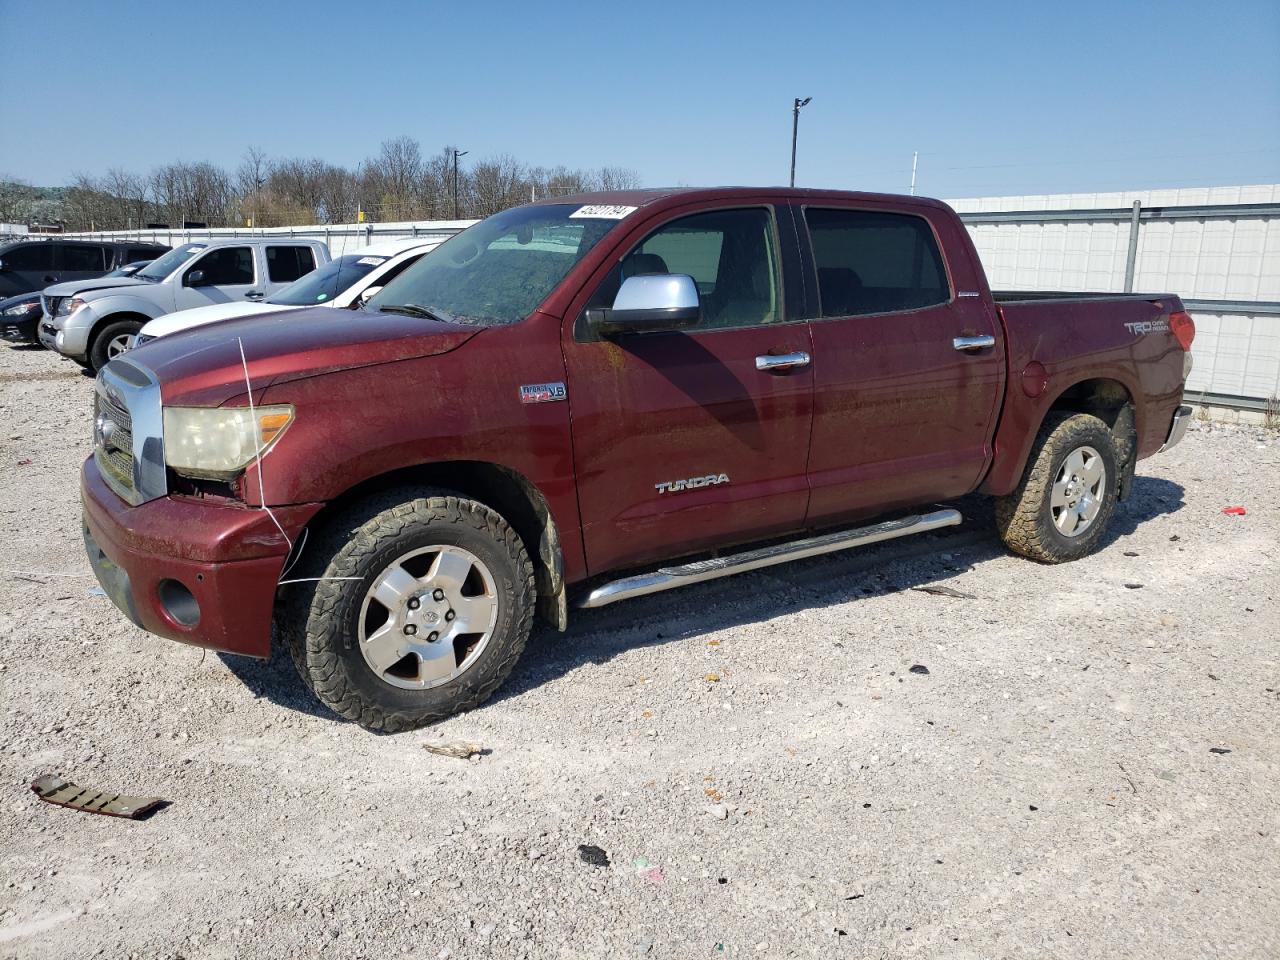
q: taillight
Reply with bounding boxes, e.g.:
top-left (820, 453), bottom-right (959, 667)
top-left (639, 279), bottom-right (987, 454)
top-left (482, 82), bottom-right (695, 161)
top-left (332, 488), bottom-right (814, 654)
top-left (1169, 311), bottom-right (1195, 351)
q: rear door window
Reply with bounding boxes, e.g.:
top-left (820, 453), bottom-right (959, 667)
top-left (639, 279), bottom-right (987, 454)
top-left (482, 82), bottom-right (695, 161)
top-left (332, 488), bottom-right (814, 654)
top-left (266, 245), bottom-right (317, 283)
top-left (804, 208), bottom-right (950, 317)
top-left (54, 243), bottom-right (107, 272)
top-left (190, 247), bottom-right (254, 285)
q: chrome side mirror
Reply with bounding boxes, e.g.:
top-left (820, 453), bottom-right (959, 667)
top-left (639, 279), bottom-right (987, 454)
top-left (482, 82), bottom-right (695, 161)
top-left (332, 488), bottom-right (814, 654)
top-left (588, 274), bottom-right (700, 337)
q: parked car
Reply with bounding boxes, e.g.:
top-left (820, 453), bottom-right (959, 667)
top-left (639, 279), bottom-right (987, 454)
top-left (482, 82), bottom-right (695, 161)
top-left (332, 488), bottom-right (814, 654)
top-left (40, 237), bottom-right (329, 370)
top-left (131, 238), bottom-right (444, 346)
top-left (0, 238), bottom-right (167, 300)
top-left (0, 290), bottom-right (42, 345)
top-left (82, 188), bottom-right (1195, 731)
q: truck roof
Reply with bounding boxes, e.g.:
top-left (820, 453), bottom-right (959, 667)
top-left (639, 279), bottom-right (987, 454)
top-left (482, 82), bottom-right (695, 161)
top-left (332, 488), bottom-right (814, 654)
top-left (531, 186), bottom-right (954, 213)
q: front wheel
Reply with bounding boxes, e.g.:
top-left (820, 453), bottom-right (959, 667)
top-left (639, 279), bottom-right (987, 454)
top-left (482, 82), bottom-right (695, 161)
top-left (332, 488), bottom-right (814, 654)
top-left (995, 412), bottom-right (1120, 563)
top-left (281, 491), bottom-right (535, 732)
top-left (89, 319), bottom-right (141, 371)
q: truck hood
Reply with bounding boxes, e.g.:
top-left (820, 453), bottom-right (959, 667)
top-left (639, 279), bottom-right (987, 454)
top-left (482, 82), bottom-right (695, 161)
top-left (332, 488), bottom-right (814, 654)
top-left (124, 305), bottom-right (483, 407)
top-left (44, 276), bottom-right (150, 298)
top-left (140, 301), bottom-right (295, 339)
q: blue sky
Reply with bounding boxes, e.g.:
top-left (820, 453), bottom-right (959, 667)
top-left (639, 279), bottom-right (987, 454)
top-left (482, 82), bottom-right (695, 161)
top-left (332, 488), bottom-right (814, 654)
top-left (1, 0), bottom-right (1277, 198)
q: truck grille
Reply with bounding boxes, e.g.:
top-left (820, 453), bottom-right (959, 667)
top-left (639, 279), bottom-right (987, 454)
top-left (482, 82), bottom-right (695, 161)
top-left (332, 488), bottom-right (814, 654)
top-left (94, 391), bottom-right (135, 495)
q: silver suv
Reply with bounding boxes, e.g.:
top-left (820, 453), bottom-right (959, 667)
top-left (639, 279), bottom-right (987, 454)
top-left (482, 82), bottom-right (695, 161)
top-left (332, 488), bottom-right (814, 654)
top-left (40, 237), bottom-right (330, 370)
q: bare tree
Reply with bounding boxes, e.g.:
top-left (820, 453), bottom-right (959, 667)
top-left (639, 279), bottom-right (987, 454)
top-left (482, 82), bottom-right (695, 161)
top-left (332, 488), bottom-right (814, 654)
top-left (469, 155), bottom-right (527, 217)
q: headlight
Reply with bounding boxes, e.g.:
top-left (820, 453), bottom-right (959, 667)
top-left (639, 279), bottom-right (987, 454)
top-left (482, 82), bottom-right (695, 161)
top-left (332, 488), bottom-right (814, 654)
top-left (3, 302), bottom-right (34, 316)
top-left (163, 404), bottom-right (294, 479)
top-left (57, 297), bottom-right (86, 317)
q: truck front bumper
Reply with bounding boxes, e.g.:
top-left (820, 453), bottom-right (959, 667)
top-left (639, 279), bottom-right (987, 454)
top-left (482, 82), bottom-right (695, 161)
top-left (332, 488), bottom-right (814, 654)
top-left (1157, 404), bottom-right (1194, 454)
top-left (81, 457), bottom-right (324, 658)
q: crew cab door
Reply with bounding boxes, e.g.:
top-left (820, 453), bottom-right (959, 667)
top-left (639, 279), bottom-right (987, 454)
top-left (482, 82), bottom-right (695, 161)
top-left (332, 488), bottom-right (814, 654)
top-left (797, 203), bottom-right (1005, 524)
top-left (176, 245), bottom-right (258, 310)
top-left (564, 204), bottom-right (813, 574)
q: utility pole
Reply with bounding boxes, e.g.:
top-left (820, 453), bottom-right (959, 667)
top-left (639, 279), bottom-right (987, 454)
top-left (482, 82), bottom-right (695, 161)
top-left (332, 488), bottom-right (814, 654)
top-left (452, 149), bottom-right (469, 220)
top-left (789, 97), bottom-right (812, 188)
top-left (910, 151), bottom-right (918, 196)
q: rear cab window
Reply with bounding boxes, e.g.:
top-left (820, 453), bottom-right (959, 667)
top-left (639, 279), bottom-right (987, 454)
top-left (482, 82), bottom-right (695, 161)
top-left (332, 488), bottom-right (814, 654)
top-left (266, 245), bottom-right (317, 283)
top-left (804, 207), bottom-right (950, 317)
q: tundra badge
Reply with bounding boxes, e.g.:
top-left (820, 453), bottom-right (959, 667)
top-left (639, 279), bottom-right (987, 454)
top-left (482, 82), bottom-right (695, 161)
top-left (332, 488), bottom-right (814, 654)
top-left (655, 473), bottom-right (730, 495)
top-left (520, 382), bottom-right (567, 404)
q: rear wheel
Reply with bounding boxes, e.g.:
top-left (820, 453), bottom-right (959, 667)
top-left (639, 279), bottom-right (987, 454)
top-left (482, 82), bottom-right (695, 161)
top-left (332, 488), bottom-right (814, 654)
top-left (281, 490), bottom-right (535, 732)
top-left (89, 319), bottom-right (142, 371)
top-left (995, 412), bottom-right (1119, 563)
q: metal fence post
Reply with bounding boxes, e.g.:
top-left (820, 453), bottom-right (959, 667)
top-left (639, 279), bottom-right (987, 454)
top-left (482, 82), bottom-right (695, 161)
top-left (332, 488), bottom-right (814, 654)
top-left (1123, 200), bottom-right (1141, 292)
top-left (365, 224), bottom-right (373, 247)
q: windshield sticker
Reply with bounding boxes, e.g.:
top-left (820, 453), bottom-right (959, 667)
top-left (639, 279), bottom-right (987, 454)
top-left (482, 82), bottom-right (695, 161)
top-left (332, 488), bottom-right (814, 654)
top-left (569, 205), bottom-right (637, 220)
top-left (357, 256), bottom-right (387, 266)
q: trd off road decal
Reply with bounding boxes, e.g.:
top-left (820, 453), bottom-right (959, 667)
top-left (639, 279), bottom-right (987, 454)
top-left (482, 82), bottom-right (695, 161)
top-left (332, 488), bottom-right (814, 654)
top-left (1125, 318), bottom-right (1171, 335)
top-left (655, 473), bottom-right (730, 495)
top-left (519, 382), bottom-right (567, 404)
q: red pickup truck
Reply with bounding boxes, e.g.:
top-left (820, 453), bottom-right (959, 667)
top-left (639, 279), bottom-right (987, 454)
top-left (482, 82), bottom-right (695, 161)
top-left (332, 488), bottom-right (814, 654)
top-left (83, 188), bottom-right (1195, 730)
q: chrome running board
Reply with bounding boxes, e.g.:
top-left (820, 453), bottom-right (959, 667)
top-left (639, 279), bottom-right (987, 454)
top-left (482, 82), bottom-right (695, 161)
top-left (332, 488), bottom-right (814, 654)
top-left (576, 508), bottom-right (962, 610)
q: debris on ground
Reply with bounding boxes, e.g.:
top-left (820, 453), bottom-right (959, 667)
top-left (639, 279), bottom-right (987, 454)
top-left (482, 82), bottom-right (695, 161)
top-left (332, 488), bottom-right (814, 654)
top-left (1124, 551), bottom-right (1140, 557)
top-left (706, 803), bottom-right (729, 820)
top-left (1221, 506), bottom-right (1247, 516)
top-left (1124, 583), bottom-right (1144, 589)
top-left (911, 585), bottom-right (977, 600)
top-left (422, 741), bottom-right (486, 759)
top-left (87, 586), bottom-right (107, 597)
top-left (31, 774), bottom-right (166, 820)
top-left (1209, 747), bottom-right (1232, 755)
top-left (909, 664), bottom-right (930, 675)
top-left (577, 844), bottom-right (610, 867)
top-left (704, 673), bottom-right (720, 682)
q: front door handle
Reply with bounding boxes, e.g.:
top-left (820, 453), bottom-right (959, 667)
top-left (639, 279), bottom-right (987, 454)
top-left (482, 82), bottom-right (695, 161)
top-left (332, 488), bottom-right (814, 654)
top-left (755, 351), bottom-right (811, 372)
top-left (245, 291), bottom-right (264, 300)
top-left (953, 335), bottom-right (996, 352)
top-left (43, 275), bottom-right (57, 284)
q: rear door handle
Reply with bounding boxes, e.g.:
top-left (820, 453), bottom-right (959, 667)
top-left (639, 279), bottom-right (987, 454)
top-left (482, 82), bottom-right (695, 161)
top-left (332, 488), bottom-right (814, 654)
top-left (953, 335), bottom-right (995, 352)
top-left (245, 291), bottom-right (264, 300)
top-left (755, 351), bottom-right (811, 372)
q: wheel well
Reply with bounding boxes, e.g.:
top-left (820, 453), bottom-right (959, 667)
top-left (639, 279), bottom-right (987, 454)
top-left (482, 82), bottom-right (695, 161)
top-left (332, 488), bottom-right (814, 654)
top-left (300, 461), bottom-right (567, 629)
top-left (1045, 378), bottom-right (1138, 497)
top-left (1046, 378), bottom-right (1133, 429)
top-left (89, 311), bottom-right (150, 349)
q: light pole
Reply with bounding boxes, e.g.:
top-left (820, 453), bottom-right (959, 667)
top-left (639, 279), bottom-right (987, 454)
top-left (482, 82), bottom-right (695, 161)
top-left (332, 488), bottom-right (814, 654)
top-left (789, 97), bottom-right (812, 188)
top-left (452, 149), bottom-right (469, 220)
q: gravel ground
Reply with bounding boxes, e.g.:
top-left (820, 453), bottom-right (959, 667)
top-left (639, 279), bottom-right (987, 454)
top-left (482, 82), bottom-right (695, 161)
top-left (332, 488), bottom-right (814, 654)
top-left (1, 341), bottom-right (1277, 960)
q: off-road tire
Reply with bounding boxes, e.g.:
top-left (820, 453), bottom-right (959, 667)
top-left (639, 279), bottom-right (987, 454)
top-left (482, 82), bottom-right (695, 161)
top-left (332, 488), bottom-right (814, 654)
top-left (89, 319), bottom-right (142, 371)
top-left (995, 412), bottom-right (1119, 563)
top-left (279, 489), bottom-right (535, 732)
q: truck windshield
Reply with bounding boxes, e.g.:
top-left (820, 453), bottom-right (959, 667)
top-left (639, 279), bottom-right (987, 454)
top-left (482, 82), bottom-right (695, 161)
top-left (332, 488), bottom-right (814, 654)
top-left (367, 204), bottom-right (621, 325)
top-left (269, 255), bottom-right (381, 306)
top-left (136, 242), bottom-right (206, 281)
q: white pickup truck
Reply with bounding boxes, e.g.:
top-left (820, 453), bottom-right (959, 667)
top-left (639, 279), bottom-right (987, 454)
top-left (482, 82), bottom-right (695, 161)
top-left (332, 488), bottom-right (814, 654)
top-left (132, 237), bottom-right (445, 347)
top-left (40, 237), bottom-right (330, 370)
